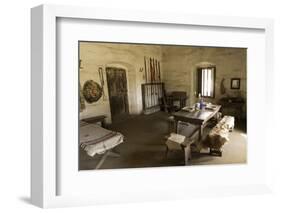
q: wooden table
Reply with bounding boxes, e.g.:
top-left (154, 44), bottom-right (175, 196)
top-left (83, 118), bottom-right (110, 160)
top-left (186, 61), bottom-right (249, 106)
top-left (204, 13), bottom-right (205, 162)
top-left (173, 105), bottom-right (221, 142)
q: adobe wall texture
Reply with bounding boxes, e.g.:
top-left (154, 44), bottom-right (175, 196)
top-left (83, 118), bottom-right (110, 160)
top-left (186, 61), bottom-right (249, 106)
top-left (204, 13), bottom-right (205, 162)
top-left (79, 42), bottom-right (162, 123)
top-left (80, 42), bottom-right (246, 123)
top-left (162, 46), bottom-right (247, 105)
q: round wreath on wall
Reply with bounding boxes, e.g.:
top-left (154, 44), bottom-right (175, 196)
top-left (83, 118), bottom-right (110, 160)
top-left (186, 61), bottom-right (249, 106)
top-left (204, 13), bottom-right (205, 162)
top-left (82, 80), bottom-right (102, 103)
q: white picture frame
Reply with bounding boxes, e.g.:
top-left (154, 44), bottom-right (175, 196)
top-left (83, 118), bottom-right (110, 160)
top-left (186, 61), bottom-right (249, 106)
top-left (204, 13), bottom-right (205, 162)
top-left (31, 4), bottom-right (274, 208)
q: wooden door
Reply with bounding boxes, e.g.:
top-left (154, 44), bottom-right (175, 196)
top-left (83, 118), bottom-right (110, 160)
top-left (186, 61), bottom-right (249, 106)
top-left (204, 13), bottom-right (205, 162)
top-left (106, 67), bottom-right (129, 122)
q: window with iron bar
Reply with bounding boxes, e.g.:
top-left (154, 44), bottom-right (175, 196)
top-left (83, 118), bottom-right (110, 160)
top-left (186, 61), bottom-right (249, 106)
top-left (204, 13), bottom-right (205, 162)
top-left (197, 67), bottom-right (216, 98)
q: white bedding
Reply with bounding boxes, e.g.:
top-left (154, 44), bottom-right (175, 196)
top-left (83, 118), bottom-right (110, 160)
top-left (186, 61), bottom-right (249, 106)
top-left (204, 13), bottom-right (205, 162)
top-left (80, 123), bottom-right (124, 157)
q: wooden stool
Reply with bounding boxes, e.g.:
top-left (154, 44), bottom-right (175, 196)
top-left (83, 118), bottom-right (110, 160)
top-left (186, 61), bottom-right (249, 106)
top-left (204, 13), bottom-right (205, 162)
top-left (165, 133), bottom-right (195, 165)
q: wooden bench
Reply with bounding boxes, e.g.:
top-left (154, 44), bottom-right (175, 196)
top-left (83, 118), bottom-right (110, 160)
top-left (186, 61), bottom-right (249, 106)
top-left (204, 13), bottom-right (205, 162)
top-left (203, 115), bottom-right (235, 156)
top-left (218, 115), bottom-right (235, 131)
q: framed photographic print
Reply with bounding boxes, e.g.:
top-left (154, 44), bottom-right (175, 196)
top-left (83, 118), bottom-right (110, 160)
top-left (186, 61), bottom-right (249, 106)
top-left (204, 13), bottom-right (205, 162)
top-left (231, 78), bottom-right (241, 89)
top-left (31, 4), bottom-right (274, 208)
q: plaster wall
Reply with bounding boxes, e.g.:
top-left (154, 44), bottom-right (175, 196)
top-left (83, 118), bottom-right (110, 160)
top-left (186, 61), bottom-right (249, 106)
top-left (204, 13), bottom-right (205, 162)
top-left (79, 42), bottom-right (162, 123)
top-left (80, 43), bottom-right (246, 123)
top-left (161, 46), bottom-right (247, 105)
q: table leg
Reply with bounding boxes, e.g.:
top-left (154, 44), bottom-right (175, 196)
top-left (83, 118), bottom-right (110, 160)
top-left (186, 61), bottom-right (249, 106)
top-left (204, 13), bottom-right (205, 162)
top-left (193, 124), bottom-right (204, 153)
top-left (198, 125), bottom-right (203, 142)
top-left (174, 119), bottom-right (178, 133)
top-left (184, 145), bottom-right (191, 165)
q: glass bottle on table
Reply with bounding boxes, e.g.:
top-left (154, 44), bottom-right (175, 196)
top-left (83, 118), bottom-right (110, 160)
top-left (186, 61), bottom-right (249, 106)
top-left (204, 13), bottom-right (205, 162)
top-left (199, 93), bottom-right (204, 110)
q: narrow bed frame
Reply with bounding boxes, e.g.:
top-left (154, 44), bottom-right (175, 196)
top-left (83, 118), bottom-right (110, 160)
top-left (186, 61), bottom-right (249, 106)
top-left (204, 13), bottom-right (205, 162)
top-left (81, 115), bottom-right (123, 169)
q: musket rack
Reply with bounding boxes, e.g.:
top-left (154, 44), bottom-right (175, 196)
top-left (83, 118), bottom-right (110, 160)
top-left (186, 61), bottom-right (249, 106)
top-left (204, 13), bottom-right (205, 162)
top-left (142, 82), bottom-right (164, 112)
top-left (142, 56), bottom-right (163, 114)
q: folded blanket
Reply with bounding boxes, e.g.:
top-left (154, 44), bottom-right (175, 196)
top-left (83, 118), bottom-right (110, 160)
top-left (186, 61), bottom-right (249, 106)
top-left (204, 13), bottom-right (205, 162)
top-left (80, 123), bottom-right (116, 145)
top-left (80, 123), bottom-right (124, 157)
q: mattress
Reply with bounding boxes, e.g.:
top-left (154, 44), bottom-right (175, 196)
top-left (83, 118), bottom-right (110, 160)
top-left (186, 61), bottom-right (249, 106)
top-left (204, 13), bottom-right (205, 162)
top-left (80, 123), bottom-right (124, 157)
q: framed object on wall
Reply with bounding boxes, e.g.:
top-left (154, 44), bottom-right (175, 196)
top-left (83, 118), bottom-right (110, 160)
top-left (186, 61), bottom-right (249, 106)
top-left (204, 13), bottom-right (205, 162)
top-left (31, 4), bottom-right (274, 208)
top-left (231, 78), bottom-right (241, 89)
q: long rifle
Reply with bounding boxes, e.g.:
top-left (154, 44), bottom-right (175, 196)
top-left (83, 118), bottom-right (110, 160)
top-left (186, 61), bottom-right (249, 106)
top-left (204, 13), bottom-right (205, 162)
top-left (151, 58), bottom-right (154, 107)
top-left (144, 57), bottom-right (147, 84)
top-left (144, 56), bottom-right (148, 109)
top-left (158, 60), bottom-right (161, 98)
top-left (155, 59), bottom-right (159, 105)
top-left (153, 58), bottom-right (157, 107)
top-left (152, 58), bottom-right (156, 107)
top-left (150, 58), bottom-right (153, 107)
top-left (146, 57), bottom-right (150, 108)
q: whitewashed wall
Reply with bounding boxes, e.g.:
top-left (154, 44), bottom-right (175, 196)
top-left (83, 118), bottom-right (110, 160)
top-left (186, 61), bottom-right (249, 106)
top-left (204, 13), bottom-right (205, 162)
top-left (79, 42), bottom-right (162, 123)
top-left (162, 46), bottom-right (247, 105)
top-left (80, 43), bottom-right (246, 123)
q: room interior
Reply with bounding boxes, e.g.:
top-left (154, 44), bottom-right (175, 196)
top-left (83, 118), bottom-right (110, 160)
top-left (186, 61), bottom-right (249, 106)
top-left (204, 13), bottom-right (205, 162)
top-left (79, 41), bottom-right (247, 170)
